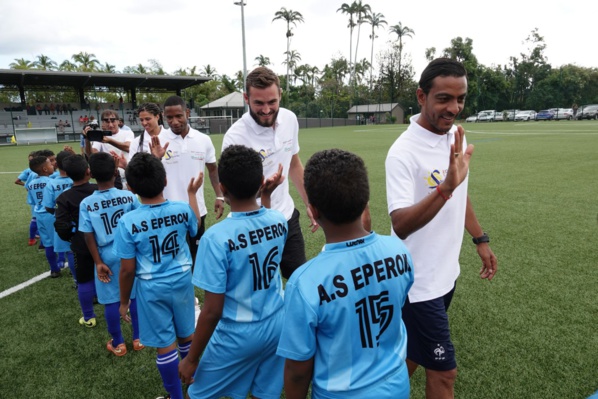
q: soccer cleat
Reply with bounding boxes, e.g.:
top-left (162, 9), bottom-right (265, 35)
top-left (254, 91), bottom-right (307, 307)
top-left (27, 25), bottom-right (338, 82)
top-left (155, 395), bottom-right (171, 399)
top-left (79, 317), bottom-right (96, 328)
top-left (133, 339), bottom-right (145, 351)
top-left (28, 238), bottom-right (36, 246)
top-left (38, 243), bottom-right (45, 250)
top-left (107, 339), bottom-right (127, 357)
top-left (50, 271), bottom-right (61, 278)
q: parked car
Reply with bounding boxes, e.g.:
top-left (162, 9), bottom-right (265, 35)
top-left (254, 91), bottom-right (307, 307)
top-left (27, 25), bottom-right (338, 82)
top-left (494, 112), bottom-right (504, 121)
top-left (515, 110), bottom-right (537, 121)
top-left (536, 109), bottom-right (555, 120)
top-left (503, 109), bottom-right (519, 121)
top-left (477, 110), bottom-right (497, 122)
top-left (576, 105), bottom-right (598, 120)
top-left (553, 108), bottom-right (573, 120)
top-left (465, 114), bottom-right (478, 122)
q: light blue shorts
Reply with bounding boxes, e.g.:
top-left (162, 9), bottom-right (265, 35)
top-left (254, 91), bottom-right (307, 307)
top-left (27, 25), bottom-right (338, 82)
top-left (35, 212), bottom-right (55, 247)
top-left (135, 270), bottom-right (195, 348)
top-left (187, 308), bottom-right (284, 399)
top-left (94, 244), bottom-right (135, 304)
top-left (53, 231), bottom-right (71, 253)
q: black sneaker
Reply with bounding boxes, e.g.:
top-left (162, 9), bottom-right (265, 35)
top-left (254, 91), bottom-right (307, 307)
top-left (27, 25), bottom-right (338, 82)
top-left (50, 271), bottom-right (61, 278)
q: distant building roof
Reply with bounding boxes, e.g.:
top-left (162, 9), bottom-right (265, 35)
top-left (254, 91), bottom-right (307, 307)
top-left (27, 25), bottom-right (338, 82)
top-left (347, 103), bottom-right (401, 113)
top-left (201, 92), bottom-right (244, 109)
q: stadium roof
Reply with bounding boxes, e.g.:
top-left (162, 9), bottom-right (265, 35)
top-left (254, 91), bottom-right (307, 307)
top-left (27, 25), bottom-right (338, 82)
top-left (0, 69), bottom-right (210, 91)
top-left (347, 103), bottom-right (402, 113)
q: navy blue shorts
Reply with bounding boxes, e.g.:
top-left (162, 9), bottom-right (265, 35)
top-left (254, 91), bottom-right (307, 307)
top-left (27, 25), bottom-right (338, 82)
top-left (402, 284), bottom-right (457, 371)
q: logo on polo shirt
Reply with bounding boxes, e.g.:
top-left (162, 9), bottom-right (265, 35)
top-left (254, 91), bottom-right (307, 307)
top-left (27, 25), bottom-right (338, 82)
top-left (425, 169), bottom-right (447, 189)
top-left (258, 148), bottom-right (272, 162)
top-left (163, 149), bottom-right (174, 160)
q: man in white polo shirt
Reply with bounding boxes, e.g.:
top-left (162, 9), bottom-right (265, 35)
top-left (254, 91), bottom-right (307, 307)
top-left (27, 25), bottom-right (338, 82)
top-left (385, 58), bottom-right (497, 399)
top-left (150, 95), bottom-right (224, 260)
top-left (222, 66), bottom-right (317, 279)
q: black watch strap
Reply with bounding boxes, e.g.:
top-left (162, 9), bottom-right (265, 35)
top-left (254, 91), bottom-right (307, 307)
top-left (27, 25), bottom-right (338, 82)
top-left (472, 232), bottom-right (490, 245)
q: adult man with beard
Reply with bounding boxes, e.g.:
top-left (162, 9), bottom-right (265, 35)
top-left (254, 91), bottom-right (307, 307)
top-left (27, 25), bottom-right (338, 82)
top-left (385, 58), bottom-right (497, 399)
top-left (222, 66), bottom-right (316, 279)
top-left (150, 95), bottom-right (224, 259)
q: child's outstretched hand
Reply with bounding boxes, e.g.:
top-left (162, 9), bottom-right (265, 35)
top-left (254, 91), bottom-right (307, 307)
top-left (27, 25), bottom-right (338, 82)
top-left (96, 263), bottom-right (113, 283)
top-left (110, 150), bottom-right (127, 170)
top-left (187, 172), bottom-right (204, 196)
top-left (62, 145), bottom-right (76, 155)
top-left (261, 163), bottom-right (285, 197)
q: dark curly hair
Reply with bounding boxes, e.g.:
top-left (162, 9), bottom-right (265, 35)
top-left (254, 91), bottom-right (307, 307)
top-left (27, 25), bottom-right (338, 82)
top-left (304, 149), bottom-right (369, 224)
top-left (125, 152), bottom-right (166, 198)
top-left (218, 145), bottom-right (263, 200)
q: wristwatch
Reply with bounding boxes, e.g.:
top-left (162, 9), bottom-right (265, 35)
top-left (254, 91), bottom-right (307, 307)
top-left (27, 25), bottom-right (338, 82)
top-left (472, 233), bottom-right (490, 245)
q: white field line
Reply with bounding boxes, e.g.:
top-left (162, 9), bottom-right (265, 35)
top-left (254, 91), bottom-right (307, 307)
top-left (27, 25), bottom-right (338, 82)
top-left (0, 271), bottom-right (50, 299)
top-left (0, 171), bottom-right (21, 174)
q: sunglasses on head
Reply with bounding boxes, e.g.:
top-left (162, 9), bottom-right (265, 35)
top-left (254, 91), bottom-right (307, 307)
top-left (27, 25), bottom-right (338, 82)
top-left (102, 118), bottom-right (118, 123)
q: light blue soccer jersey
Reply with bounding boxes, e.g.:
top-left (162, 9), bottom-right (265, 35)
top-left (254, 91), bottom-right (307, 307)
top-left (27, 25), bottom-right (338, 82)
top-left (42, 176), bottom-right (73, 210)
top-left (79, 188), bottom-right (139, 247)
top-left (193, 207), bottom-right (287, 322)
top-left (276, 233), bottom-right (414, 397)
top-left (26, 176), bottom-right (51, 214)
top-left (17, 168), bottom-right (32, 184)
top-left (113, 200), bottom-right (198, 280)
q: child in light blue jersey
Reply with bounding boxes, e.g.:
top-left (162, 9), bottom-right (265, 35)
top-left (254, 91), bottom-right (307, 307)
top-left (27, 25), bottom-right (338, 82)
top-left (277, 149), bottom-right (414, 399)
top-left (16, 151), bottom-right (39, 246)
top-left (27, 155), bottom-right (60, 277)
top-left (114, 152), bottom-right (202, 399)
top-left (79, 152), bottom-right (142, 356)
top-left (179, 145), bottom-right (288, 399)
top-left (43, 150), bottom-right (75, 279)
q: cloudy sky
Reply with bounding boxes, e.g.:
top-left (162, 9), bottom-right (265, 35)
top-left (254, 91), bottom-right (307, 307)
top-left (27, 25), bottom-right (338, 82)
top-left (0, 0), bottom-right (593, 81)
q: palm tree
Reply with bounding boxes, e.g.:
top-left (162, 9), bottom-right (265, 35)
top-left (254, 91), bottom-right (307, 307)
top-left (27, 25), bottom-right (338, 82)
top-left (59, 60), bottom-right (77, 72)
top-left (365, 11), bottom-right (386, 90)
top-left (201, 64), bottom-right (218, 78)
top-left (149, 59), bottom-right (167, 75)
top-left (282, 50), bottom-right (302, 83)
top-left (101, 63), bottom-right (117, 73)
top-left (351, 1), bottom-right (371, 84)
top-left (254, 55), bottom-right (271, 67)
top-left (71, 52), bottom-right (99, 72)
top-left (272, 7), bottom-right (304, 97)
top-left (33, 55), bottom-right (57, 71)
top-left (389, 22), bottom-right (415, 92)
top-left (9, 58), bottom-right (34, 70)
top-left (337, 2), bottom-right (357, 76)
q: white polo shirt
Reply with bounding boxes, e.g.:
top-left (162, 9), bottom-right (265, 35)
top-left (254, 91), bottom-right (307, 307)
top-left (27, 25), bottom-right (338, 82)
top-left (222, 108), bottom-right (300, 220)
top-left (385, 114), bottom-right (468, 303)
top-left (156, 127), bottom-right (216, 217)
top-left (92, 129), bottom-right (135, 157)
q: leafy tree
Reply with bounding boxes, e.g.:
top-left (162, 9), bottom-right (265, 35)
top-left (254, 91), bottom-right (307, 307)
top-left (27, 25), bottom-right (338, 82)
top-left (59, 60), bottom-right (78, 72)
top-left (149, 59), bottom-right (167, 75)
top-left (272, 7), bottom-right (304, 100)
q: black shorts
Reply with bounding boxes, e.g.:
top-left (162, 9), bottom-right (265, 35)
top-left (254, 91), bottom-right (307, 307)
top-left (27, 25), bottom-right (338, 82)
top-left (187, 215), bottom-right (206, 268)
top-left (280, 208), bottom-right (307, 279)
top-left (402, 283), bottom-right (457, 371)
top-left (73, 251), bottom-right (95, 283)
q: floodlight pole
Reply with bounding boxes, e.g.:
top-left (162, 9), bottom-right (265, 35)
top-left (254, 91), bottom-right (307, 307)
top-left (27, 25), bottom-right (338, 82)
top-left (235, 1), bottom-right (249, 113)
